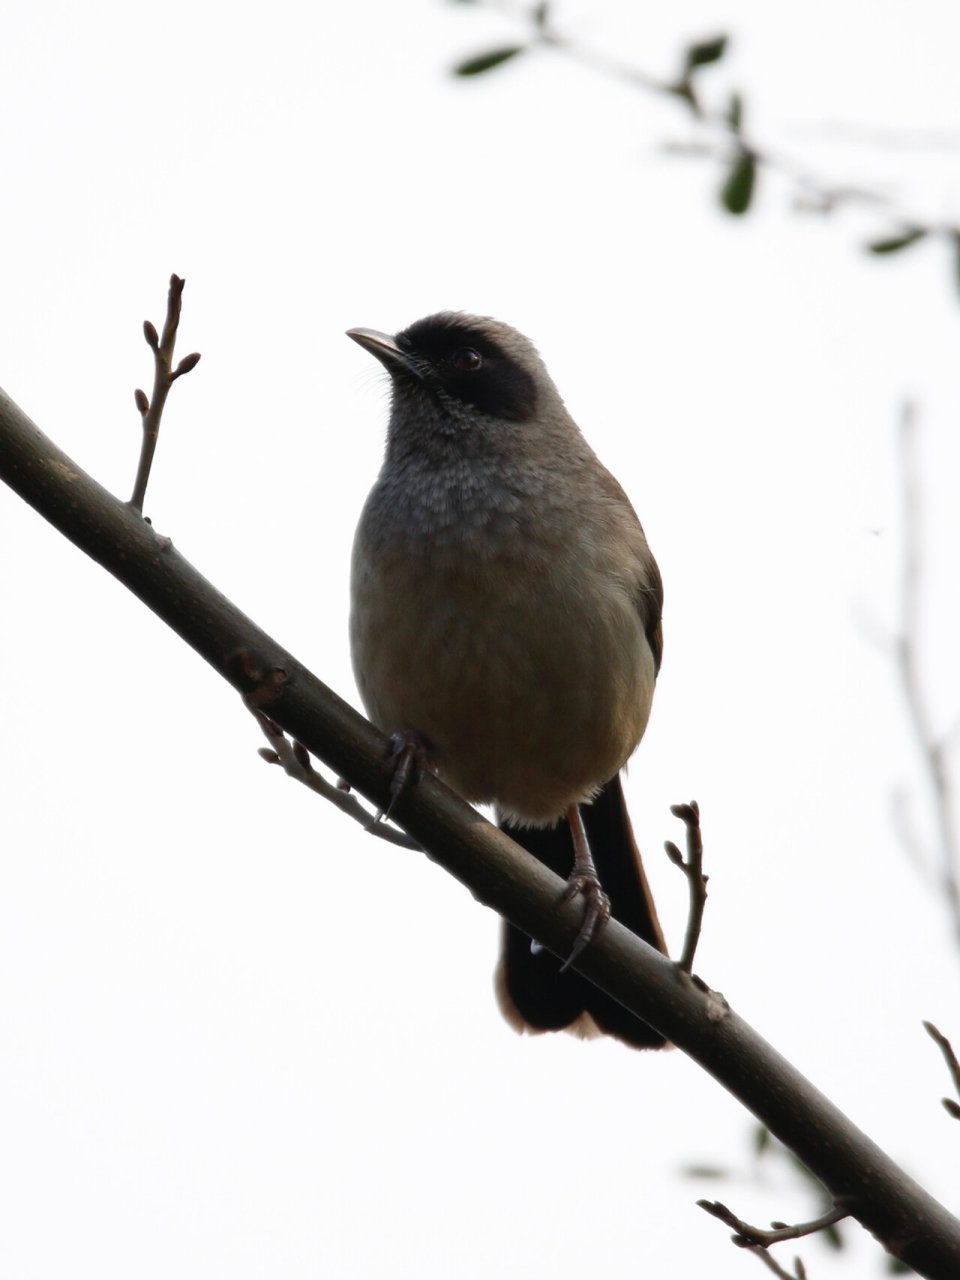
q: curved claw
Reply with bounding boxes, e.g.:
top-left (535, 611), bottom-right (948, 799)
top-left (379, 730), bottom-right (432, 824)
top-left (558, 873), bottom-right (611, 973)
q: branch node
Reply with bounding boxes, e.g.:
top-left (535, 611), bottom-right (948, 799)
top-left (238, 657), bottom-right (289, 710)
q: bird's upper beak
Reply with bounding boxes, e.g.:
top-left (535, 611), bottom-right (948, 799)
top-left (346, 327), bottom-right (422, 379)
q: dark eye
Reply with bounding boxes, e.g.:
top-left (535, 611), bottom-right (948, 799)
top-left (452, 347), bottom-right (482, 372)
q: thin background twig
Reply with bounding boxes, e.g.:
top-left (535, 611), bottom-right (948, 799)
top-left (894, 403), bottom-right (960, 944)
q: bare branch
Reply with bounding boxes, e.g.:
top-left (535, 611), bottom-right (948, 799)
top-left (664, 800), bottom-right (707, 972)
top-left (698, 1195), bottom-right (849, 1248)
top-left (129, 274), bottom-right (201, 513)
top-left (251, 708), bottom-right (419, 850)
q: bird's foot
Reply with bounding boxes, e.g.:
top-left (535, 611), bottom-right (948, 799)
top-left (378, 729), bottom-right (432, 824)
top-left (558, 865), bottom-right (611, 973)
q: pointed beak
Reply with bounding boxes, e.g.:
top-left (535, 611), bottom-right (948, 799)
top-left (346, 327), bottom-right (422, 379)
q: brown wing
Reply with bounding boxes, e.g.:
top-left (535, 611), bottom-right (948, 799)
top-left (637, 539), bottom-right (664, 674)
top-left (596, 464), bottom-right (664, 675)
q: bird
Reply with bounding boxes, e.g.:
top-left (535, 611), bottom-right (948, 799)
top-left (347, 312), bottom-right (668, 1049)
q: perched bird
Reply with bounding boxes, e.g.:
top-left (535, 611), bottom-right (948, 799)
top-left (348, 312), bottom-right (668, 1049)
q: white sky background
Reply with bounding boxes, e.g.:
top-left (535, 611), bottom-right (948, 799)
top-left (1, 0), bottom-right (959, 1275)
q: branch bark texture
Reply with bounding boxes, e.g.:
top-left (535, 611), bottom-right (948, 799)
top-left (1, 386), bottom-right (959, 1277)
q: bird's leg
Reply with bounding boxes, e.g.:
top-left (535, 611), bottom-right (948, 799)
top-left (558, 803), bottom-right (611, 972)
top-left (379, 729), bottom-right (433, 823)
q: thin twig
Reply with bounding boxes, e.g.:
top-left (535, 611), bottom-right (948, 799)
top-left (698, 1196), bottom-right (849, 1248)
top-left (890, 784), bottom-right (935, 882)
top-left (788, 120), bottom-right (960, 152)
top-left (923, 1021), bottom-right (960, 1120)
top-left (129, 274), bottom-right (201, 513)
top-left (473, 0), bottom-right (717, 103)
top-left (251, 708), bottom-right (420, 850)
top-left (895, 403), bottom-right (960, 945)
top-left (748, 1247), bottom-right (806, 1280)
top-left (664, 800), bottom-right (707, 972)
top-left (537, 28), bottom-right (677, 98)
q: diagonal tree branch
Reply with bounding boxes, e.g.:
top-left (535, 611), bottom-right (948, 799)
top-left (1, 384), bottom-right (960, 1277)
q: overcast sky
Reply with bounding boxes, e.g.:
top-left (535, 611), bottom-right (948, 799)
top-left (2, 1), bottom-right (959, 1276)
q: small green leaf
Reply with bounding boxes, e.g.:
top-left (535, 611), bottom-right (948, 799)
top-left (684, 34), bottom-right (729, 74)
top-left (866, 228), bottom-right (927, 255)
top-left (726, 91), bottom-right (744, 133)
top-left (952, 231), bottom-right (960, 300)
top-left (720, 151), bottom-right (756, 215)
top-left (454, 45), bottom-right (526, 76)
top-left (752, 1125), bottom-right (770, 1156)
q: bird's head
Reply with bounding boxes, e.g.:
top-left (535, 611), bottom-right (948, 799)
top-left (347, 312), bottom-right (557, 427)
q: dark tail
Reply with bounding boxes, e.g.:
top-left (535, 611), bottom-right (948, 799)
top-left (496, 775), bottom-right (668, 1050)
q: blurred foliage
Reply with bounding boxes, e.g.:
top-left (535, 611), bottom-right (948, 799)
top-left (454, 45), bottom-right (527, 75)
top-left (868, 228), bottom-right (928, 255)
top-left (682, 33), bottom-right (729, 74)
top-left (720, 150), bottom-right (757, 215)
top-left (447, 0), bottom-right (960, 302)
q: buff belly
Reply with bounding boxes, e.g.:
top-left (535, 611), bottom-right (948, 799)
top-left (351, 543), bottom-right (654, 825)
